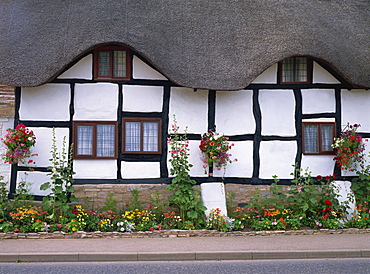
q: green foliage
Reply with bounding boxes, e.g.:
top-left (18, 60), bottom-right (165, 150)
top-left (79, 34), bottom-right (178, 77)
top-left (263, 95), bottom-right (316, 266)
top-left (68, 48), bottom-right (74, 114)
top-left (166, 115), bottom-right (206, 228)
top-left (128, 189), bottom-right (143, 211)
top-left (0, 176), bottom-right (10, 220)
top-left (352, 164), bottom-right (370, 203)
top-left (102, 193), bottom-right (118, 212)
top-left (40, 129), bottom-right (78, 220)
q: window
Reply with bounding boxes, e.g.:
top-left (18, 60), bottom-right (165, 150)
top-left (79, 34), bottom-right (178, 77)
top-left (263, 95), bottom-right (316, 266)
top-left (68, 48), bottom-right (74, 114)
top-left (123, 118), bottom-right (162, 154)
top-left (280, 57), bottom-right (310, 84)
top-left (94, 46), bottom-right (131, 80)
top-left (73, 121), bottom-right (117, 159)
top-left (302, 122), bottom-right (335, 155)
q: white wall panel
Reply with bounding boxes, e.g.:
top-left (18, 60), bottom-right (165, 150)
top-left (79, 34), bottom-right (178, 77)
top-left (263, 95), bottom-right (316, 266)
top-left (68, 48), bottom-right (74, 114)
top-left (259, 141), bottom-right (296, 179)
top-left (121, 162), bottom-right (160, 179)
top-left (302, 89), bottom-right (335, 114)
top-left (213, 141), bottom-right (253, 178)
top-left (301, 155), bottom-right (335, 177)
top-left (20, 127), bottom-right (70, 168)
top-left (342, 89), bottom-right (370, 131)
top-left (122, 85), bottom-right (163, 112)
top-left (169, 87), bottom-right (208, 134)
top-left (260, 89), bottom-right (295, 136)
top-left (74, 83), bottom-right (118, 120)
top-left (215, 90), bottom-right (255, 135)
top-left (73, 160), bottom-right (117, 179)
top-left (251, 64), bottom-right (277, 84)
top-left (17, 171), bottom-right (51, 196)
top-left (313, 62), bottom-right (340, 84)
top-left (57, 54), bottom-right (93, 80)
top-left (132, 56), bottom-right (167, 80)
top-left (20, 84), bottom-right (70, 121)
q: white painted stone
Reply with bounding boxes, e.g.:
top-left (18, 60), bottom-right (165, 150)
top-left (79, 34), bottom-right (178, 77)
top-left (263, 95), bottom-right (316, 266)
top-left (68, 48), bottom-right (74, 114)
top-left (17, 171), bottom-right (51, 196)
top-left (132, 56), bottom-right (167, 80)
top-left (169, 87), bottom-right (208, 134)
top-left (20, 84), bottom-right (70, 121)
top-left (18, 127), bottom-right (70, 168)
top-left (188, 140), bottom-right (207, 177)
top-left (332, 181), bottom-right (356, 221)
top-left (259, 89), bottom-right (296, 136)
top-left (213, 141), bottom-right (253, 178)
top-left (301, 155), bottom-right (335, 177)
top-left (302, 118), bottom-right (335, 123)
top-left (302, 89), bottom-right (335, 114)
top-left (215, 90), bottom-right (255, 135)
top-left (121, 162), bottom-right (160, 179)
top-left (259, 141), bottom-right (296, 179)
top-left (313, 62), bottom-right (340, 84)
top-left (74, 83), bottom-right (118, 120)
top-left (201, 182), bottom-right (228, 217)
top-left (122, 85), bottom-right (163, 112)
top-left (342, 89), bottom-right (370, 132)
top-left (73, 160), bottom-right (117, 179)
top-left (251, 64), bottom-right (277, 84)
top-left (57, 54), bottom-right (93, 80)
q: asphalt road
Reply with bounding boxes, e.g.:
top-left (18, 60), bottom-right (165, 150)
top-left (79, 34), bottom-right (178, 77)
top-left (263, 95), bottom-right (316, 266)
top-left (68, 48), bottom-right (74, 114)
top-left (0, 258), bottom-right (369, 274)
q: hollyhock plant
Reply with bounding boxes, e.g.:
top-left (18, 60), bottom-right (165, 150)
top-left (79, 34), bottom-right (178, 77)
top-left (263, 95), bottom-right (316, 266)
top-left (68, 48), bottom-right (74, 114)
top-left (332, 123), bottom-right (366, 172)
top-left (1, 123), bottom-right (37, 165)
top-left (199, 129), bottom-right (236, 175)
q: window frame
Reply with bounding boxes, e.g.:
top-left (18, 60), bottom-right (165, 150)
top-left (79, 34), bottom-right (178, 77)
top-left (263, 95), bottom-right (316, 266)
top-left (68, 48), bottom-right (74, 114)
top-left (122, 118), bottom-right (162, 154)
top-left (93, 46), bottom-right (131, 81)
top-left (279, 56), bottom-right (312, 84)
top-left (302, 122), bottom-right (336, 155)
top-left (73, 121), bottom-right (118, 159)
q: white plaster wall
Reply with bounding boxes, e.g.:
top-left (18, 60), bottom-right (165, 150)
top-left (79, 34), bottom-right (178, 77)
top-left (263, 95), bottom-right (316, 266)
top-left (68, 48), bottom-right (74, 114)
top-left (312, 62), bottom-right (340, 84)
top-left (259, 141), bottom-right (296, 179)
top-left (20, 84), bottom-right (70, 121)
top-left (169, 87), bottom-right (208, 134)
top-left (121, 162), bottom-right (160, 179)
top-left (74, 83), bottom-right (118, 120)
top-left (20, 127), bottom-right (70, 168)
top-left (251, 64), bottom-right (277, 84)
top-left (259, 89), bottom-right (296, 136)
top-left (301, 155), bottom-right (335, 177)
top-left (73, 160), bottom-right (117, 179)
top-left (302, 89), bottom-right (335, 114)
top-left (57, 54), bottom-right (93, 80)
top-left (122, 85), bottom-right (163, 112)
top-left (215, 90), bottom-right (255, 135)
top-left (132, 56), bottom-right (167, 80)
top-left (342, 89), bottom-right (370, 132)
top-left (0, 117), bottom-right (14, 185)
top-left (17, 171), bottom-right (51, 196)
top-left (213, 141), bottom-right (253, 178)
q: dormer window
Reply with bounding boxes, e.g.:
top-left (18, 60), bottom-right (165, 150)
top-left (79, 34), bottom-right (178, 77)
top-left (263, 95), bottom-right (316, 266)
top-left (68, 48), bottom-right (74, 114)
top-left (280, 57), bottom-right (310, 84)
top-left (94, 46), bottom-right (131, 81)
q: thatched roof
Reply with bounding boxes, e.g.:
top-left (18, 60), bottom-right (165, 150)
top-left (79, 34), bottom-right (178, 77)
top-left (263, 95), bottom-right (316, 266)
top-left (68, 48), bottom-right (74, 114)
top-left (0, 0), bottom-right (369, 90)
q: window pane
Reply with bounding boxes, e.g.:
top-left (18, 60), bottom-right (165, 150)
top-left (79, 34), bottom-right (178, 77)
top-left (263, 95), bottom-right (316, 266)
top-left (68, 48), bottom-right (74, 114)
top-left (113, 51), bottom-right (126, 78)
top-left (282, 58), bottom-right (294, 82)
top-left (143, 122), bottom-right (158, 151)
top-left (321, 125), bottom-right (333, 151)
top-left (304, 125), bottom-right (318, 153)
top-left (77, 125), bottom-right (93, 155)
top-left (96, 124), bottom-right (115, 157)
top-left (125, 122), bottom-right (141, 151)
top-left (99, 51), bottom-right (111, 77)
top-left (295, 57), bottom-right (307, 82)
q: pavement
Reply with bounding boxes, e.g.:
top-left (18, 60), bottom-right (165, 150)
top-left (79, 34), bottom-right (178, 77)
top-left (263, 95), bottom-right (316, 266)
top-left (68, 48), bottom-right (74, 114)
top-left (0, 233), bottom-right (369, 262)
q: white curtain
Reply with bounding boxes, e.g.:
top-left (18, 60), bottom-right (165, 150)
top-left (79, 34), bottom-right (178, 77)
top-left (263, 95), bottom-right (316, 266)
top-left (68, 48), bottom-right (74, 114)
top-left (143, 122), bottom-right (158, 151)
top-left (321, 125), bottom-right (333, 151)
top-left (125, 122), bottom-right (141, 151)
top-left (99, 51), bottom-right (110, 77)
top-left (77, 125), bottom-right (93, 155)
top-left (113, 50), bottom-right (126, 78)
top-left (304, 124), bottom-right (318, 153)
top-left (97, 124), bottom-right (115, 157)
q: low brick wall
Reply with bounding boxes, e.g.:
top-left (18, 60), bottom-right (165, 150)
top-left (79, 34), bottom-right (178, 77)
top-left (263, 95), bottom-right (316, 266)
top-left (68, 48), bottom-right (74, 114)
top-left (73, 183), bottom-right (285, 210)
top-left (1, 228), bottom-right (369, 240)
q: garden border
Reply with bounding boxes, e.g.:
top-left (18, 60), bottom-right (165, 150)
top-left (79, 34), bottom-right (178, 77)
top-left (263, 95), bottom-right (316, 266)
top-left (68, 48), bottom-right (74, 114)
top-left (1, 228), bottom-right (369, 240)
